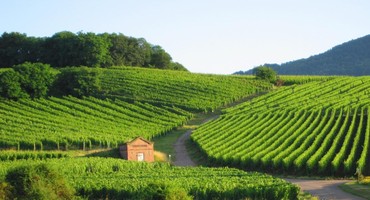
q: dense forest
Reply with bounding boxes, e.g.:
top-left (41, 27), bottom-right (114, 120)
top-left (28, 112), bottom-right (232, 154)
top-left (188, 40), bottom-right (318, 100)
top-left (0, 32), bottom-right (186, 70)
top-left (236, 34), bottom-right (370, 76)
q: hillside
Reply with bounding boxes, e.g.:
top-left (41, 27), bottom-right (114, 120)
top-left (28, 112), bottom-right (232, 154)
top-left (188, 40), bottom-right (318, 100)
top-left (99, 67), bottom-right (272, 111)
top-left (0, 67), bottom-right (271, 150)
top-left (192, 76), bottom-right (370, 176)
top-left (236, 34), bottom-right (370, 75)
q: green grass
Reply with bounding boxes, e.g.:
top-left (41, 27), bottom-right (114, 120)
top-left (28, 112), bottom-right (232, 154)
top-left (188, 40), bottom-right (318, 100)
top-left (298, 192), bottom-right (319, 200)
top-left (152, 110), bottom-right (221, 162)
top-left (339, 182), bottom-right (370, 200)
top-left (152, 128), bottom-right (187, 162)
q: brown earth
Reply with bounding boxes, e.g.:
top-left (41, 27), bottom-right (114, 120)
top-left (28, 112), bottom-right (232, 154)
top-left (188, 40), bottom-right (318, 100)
top-left (286, 179), bottom-right (366, 200)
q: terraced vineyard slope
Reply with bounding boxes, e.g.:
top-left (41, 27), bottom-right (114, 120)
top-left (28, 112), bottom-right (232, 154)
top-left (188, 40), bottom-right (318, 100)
top-left (192, 76), bottom-right (370, 176)
top-left (100, 67), bottom-right (272, 111)
top-left (0, 157), bottom-right (300, 199)
top-left (0, 96), bottom-right (192, 150)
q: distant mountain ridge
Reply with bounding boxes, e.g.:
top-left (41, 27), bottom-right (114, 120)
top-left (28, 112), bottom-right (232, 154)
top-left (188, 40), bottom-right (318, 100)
top-left (236, 34), bottom-right (370, 76)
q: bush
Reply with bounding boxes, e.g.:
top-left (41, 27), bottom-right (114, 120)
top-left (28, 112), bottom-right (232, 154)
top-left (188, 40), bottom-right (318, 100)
top-left (254, 66), bottom-right (277, 83)
top-left (137, 182), bottom-right (192, 200)
top-left (0, 182), bottom-right (13, 200)
top-left (5, 164), bottom-right (75, 200)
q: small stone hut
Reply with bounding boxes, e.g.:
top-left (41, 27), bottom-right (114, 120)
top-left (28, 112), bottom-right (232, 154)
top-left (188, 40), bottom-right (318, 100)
top-left (119, 137), bottom-right (154, 162)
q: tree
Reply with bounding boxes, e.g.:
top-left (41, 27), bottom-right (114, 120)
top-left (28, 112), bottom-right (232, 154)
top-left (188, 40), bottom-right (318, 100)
top-left (0, 69), bottom-right (28, 99)
top-left (254, 66), bottom-right (277, 83)
top-left (0, 31), bottom-right (188, 71)
top-left (149, 45), bottom-right (172, 69)
top-left (13, 62), bottom-right (56, 98)
top-left (0, 32), bottom-right (43, 68)
top-left (77, 32), bottom-right (112, 67)
top-left (170, 62), bottom-right (188, 71)
top-left (51, 67), bottom-right (102, 97)
top-left (43, 31), bottom-right (79, 67)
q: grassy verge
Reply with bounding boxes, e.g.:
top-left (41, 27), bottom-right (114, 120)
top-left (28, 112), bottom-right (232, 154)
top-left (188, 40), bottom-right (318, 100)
top-left (339, 181), bottom-right (370, 200)
top-left (152, 128), bottom-right (187, 162)
top-left (298, 192), bottom-right (319, 200)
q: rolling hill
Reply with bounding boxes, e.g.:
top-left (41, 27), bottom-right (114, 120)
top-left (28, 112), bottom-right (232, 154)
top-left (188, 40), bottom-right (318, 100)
top-left (0, 67), bottom-right (270, 150)
top-left (236, 34), bottom-right (370, 75)
top-left (192, 76), bottom-right (370, 176)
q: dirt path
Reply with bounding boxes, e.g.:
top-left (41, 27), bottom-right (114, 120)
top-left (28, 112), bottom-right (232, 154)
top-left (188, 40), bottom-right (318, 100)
top-left (173, 129), bottom-right (196, 166)
top-left (285, 179), bottom-right (366, 200)
top-left (173, 115), bottom-right (218, 166)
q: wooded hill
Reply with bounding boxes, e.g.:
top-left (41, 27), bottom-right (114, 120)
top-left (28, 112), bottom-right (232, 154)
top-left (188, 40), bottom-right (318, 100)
top-left (236, 34), bottom-right (370, 76)
top-left (0, 32), bottom-right (186, 71)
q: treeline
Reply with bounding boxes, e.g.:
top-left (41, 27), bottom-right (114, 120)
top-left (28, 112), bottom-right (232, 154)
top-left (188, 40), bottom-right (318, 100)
top-left (0, 31), bottom-right (186, 70)
top-left (0, 62), bottom-right (102, 100)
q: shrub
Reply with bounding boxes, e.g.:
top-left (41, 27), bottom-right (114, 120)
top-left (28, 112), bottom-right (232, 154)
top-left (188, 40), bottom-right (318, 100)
top-left (0, 182), bottom-right (13, 200)
top-left (138, 182), bottom-right (192, 200)
top-left (5, 164), bottom-right (75, 200)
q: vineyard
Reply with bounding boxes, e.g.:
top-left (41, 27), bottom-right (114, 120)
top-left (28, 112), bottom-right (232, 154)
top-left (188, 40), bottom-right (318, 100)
top-left (0, 157), bottom-right (300, 199)
top-left (192, 76), bottom-right (370, 176)
top-left (100, 67), bottom-right (272, 111)
top-left (0, 96), bottom-right (192, 150)
top-left (0, 67), bottom-right (271, 151)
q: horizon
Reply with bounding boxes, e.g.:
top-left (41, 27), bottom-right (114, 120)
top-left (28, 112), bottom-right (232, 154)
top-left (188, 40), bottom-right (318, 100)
top-left (1, 0), bottom-right (370, 74)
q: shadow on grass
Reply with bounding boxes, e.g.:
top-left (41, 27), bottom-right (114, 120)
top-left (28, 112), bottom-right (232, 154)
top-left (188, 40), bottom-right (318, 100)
top-left (83, 148), bottom-right (121, 158)
top-left (339, 182), bottom-right (370, 200)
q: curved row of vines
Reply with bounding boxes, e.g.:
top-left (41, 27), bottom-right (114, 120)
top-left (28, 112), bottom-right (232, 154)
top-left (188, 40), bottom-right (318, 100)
top-left (192, 76), bottom-right (370, 176)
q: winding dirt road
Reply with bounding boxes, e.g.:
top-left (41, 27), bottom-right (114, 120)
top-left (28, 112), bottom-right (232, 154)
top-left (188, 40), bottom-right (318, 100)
top-left (286, 179), bottom-right (365, 200)
top-left (173, 129), bottom-right (196, 166)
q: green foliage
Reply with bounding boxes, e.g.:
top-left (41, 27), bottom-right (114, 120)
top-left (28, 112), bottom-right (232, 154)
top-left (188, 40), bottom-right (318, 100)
top-left (0, 151), bottom-right (70, 161)
top-left (0, 31), bottom-right (187, 71)
top-left (5, 164), bottom-right (75, 200)
top-left (13, 62), bottom-right (55, 98)
top-left (192, 76), bottom-right (370, 176)
top-left (106, 33), bottom-right (151, 67)
top-left (100, 67), bottom-right (272, 111)
top-left (0, 62), bottom-right (55, 99)
top-left (254, 66), bottom-right (277, 83)
top-left (138, 182), bottom-right (192, 200)
top-left (0, 96), bottom-right (192, 150)
top-left (0, 32), bottom-right (43, 68)
top-left (52, 67), bottom-right (102, 97)
top-left (0, 182), bottom-right (13, 200)
top-left (149, 45), bottom-right (172, 69)
top-left (0, 158), bottom-right (299, 200)
top-left (0, 69), bottom-right (27, 99)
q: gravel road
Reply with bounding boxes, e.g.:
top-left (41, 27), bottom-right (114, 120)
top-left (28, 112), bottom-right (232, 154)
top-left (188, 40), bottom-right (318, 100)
top-left (173, 129), bottom-right (196, 166)
top-left (285, 179), bottom-right (366, 200)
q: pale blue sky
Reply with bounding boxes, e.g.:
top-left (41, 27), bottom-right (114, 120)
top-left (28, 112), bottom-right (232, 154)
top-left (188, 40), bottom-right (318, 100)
top-left (1, 0), bottom-right (370, 74)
